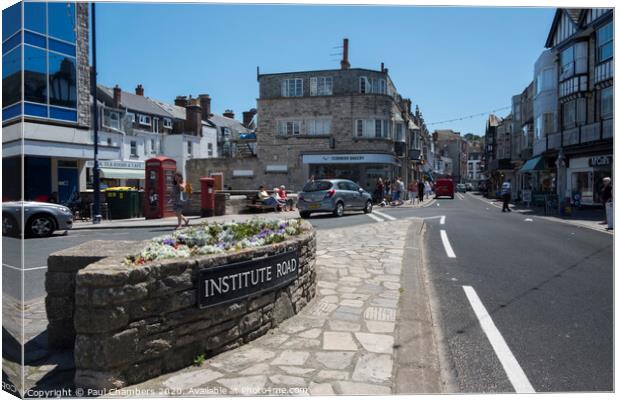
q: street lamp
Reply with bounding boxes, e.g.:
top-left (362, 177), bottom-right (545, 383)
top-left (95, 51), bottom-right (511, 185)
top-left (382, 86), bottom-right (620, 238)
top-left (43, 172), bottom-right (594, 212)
top-left (91, 2), bottom-right (101, 224)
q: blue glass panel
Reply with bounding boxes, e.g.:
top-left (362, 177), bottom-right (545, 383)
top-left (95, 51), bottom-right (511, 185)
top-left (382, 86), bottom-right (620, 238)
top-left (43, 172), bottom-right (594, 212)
top-left (2, 2), bottom-right (21, 42)
top-left (49, 53), bottom-right (76, 108)
top-left (24, 45), bottom-right (47, 104)
top-left (49, 38), bottom-right (75, 57)
top-left (24, 31), bottom-right (46, 49)
top-left (48, 2), bottom-right (76, 43)
top-left (2, 102), bottom-right (21, 121)
top-left (50, 106), bottom-right (76, 121)
top-left (24, 102), bottom-right (48, 118)
top-left (2, 31), bottom-right (21, 55)
top-left (2, 45), bottom-right (21, 108)
top-left (25, 1), bottom-right (46, 35)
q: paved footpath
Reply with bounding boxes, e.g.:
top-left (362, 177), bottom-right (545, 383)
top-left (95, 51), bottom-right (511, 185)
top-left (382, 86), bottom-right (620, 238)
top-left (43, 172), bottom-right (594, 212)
top-left (123, 219), bottom-right (422, 396)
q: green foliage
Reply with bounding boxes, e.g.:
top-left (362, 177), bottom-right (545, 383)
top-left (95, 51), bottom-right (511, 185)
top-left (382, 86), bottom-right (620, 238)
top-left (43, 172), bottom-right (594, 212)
top-left (194, 353), bottom-right (205, 366)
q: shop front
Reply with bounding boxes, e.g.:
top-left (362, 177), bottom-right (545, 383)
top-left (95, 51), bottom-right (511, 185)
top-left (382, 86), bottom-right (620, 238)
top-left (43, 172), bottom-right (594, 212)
top-left (85, 160), bottom-right (145, 190)
top-left (302, 153), bottom-right (401, 193)
top-left (566, 154), bottom-right (612, 206)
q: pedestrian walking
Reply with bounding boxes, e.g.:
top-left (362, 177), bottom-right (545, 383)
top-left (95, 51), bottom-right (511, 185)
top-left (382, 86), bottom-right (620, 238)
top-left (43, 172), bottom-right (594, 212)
top-left (408, 180), bottom-right (418, 205)
top-left (172, 172), bottom-right (190, 229)
top-left (385, 179), bottom-right (392, 203)
top-left (600, 177), bottom-right (613, 229)
top-left (424, 180), bottom-right (432, 199)
top-left (391, 177), bottom-right (404, 206)
top-left (417, 179), bottom-right (425, 204)
top-left (501, 178), bottom-right (512, 212)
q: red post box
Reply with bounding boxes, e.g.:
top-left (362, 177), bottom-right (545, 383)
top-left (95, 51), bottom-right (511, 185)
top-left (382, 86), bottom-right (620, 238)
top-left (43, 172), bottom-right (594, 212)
top-left (200, 177), bottom-right (216, 217)
top-left (144, 157), bottom-right (177, 219)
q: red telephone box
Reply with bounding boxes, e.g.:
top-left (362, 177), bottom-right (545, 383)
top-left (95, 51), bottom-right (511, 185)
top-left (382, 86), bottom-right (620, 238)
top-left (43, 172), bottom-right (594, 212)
top-left (144, 157), bottom-right (177, 219)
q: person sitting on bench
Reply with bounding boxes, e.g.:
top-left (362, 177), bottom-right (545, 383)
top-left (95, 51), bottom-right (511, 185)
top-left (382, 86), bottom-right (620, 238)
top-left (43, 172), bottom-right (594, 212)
top-left (258, 186), bottom-right (280, 210)
top-left (278, 185), bottom-right (294, 211)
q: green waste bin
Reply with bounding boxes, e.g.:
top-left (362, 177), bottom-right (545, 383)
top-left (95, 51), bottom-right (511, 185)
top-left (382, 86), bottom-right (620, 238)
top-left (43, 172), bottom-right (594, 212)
top-left (105, 189), bottom-right (140, 219)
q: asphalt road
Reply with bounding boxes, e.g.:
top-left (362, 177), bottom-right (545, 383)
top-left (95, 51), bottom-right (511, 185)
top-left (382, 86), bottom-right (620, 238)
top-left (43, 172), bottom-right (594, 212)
top-left (421, 192), bottom-right (613, 393)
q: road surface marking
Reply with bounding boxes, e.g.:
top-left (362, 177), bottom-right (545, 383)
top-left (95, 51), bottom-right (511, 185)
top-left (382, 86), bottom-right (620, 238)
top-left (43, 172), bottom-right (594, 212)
top-left (440, 230), bottom-right (456, 258)
top-left (440, 216), bottom-right (446, 225)
top-left (373, 210), bottom-right (396, 221)
top-left (456, 193), bottom-right (465, 200)
top-left (3, 263), bottom-right (48, 271)
top-left (462, 286), bottom-right (536, 394)
top-left (366, 213), bottom-right (385, 223)
top-left (524, 218), bottom-right (533, 222)
top-left (437, 203), bottom-right (440, 207)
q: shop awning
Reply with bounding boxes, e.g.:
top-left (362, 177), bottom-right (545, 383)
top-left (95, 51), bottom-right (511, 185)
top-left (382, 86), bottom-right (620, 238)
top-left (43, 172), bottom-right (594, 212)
top-left (519, 156), bottom-right (544, 173)
top-left (100, 168), bottom-right (145, 180)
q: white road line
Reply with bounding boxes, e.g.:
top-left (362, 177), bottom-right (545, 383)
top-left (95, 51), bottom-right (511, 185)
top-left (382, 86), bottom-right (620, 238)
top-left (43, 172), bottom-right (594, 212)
top-left (439, 230), bottom-right (456, 258)
top-left (440, 216), bottom-right (446, 225)
top-left (366, 213), bottom-right (385, 223)
top-left (3, 263), bottom-right (48, 271)
top-left (456, 193), bottom-right (465, 200)
top-left (462, 286), bottom-right (536, 393)
top-left (373, 210), bottom-right (396, 221)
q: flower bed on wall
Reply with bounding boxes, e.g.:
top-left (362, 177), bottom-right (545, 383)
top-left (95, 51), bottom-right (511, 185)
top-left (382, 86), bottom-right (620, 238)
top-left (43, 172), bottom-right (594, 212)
top-left (126, 219), bottom-right (306, 265)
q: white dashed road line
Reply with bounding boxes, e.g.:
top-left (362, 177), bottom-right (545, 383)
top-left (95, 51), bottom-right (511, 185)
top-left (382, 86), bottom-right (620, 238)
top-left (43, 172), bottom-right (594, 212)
top-left (462, 286), bottom-right (536, 393)
top-left (440, 230), bottom-right (456, 258)
top-left (440, 216), bottom-right (446, 225)
top-left (456, 193), bottom-right (465, 200)
top-left (373, 210), bottom-right (396, 221)
top-left (366, 213), bottom-right (385, 223)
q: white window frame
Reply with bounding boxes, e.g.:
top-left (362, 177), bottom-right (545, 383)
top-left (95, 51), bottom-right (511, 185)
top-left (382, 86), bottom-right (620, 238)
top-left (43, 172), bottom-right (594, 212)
top-left (150, 139), bottom-right (156, 154)
top-left (126, 112), bottom-right (136, 123)
top-left (138, 114), bottom-right (151, 126)
top-left (187, 140), bottom-right (193, 156)
top-left (281, 78), bottom-right (303, 97)
top-left (130, 140), bottom-right (138, 157)
top-left (306, 118), bottom-right (331, 135)
top-left (102, 109), bottom-right (121, 130)
top-left (310, 76), bottom-right (333, 96)
top-left (359, 77), bottom-right (371, 94)
top-left (277, 120), bottom-right (301, 136)
top-left (207, 142), bottom-right (213, 157)
top-left (163, 117), bottom-right (172, 129)
top-left (152, 117), bottom-right (159, 133)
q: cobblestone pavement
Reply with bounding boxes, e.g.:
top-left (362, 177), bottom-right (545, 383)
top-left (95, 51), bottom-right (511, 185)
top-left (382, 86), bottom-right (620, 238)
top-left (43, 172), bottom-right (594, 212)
top-left (123, 219), bottom-right (417, 396)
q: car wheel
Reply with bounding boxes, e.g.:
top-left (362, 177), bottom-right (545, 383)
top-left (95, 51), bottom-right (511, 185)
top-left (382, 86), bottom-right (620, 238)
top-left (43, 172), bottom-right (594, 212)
top-left (363, 200), bottom-right (373, 214)
top-left (333, 202), bottom-right (344, 217)
top-left (27, 214), bottom-right (55, 238)
top-left (2, 213), bottom-right (18, 237)
top-left (299, 211), bottom-right (311, 219)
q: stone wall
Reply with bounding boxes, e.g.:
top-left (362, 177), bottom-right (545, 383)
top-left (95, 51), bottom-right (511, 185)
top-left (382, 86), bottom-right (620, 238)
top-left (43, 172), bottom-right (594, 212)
top-left (46, 241), bottom-right (147, 350)
top-left (68, 226), bottom-right (316, 390)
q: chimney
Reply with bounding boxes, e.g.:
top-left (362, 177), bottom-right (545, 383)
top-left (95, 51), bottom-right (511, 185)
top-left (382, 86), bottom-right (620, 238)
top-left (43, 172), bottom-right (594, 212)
top-left (242, 109), bottom-right (257, 128)
top-left (185, 98), bottom-right (202, 136)
top-left (198, 94), bottom-right (212, 120)
top-left (340, 38), bottom-right (350, 70)
top-left (381, 62), bottom-right (384, 72)
top-left (113, 85), bottom-right (121, 108)
top-left (135, 84), bottom-right (144, 96)
top-left (223, 109), bottom-right (235, 119)
top-left (174, 95), bottom-right (188, 108)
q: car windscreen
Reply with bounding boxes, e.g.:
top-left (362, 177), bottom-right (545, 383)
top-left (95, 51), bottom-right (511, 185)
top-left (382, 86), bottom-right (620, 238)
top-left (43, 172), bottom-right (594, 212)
top-left (303, 181), bottom-right (333, 192)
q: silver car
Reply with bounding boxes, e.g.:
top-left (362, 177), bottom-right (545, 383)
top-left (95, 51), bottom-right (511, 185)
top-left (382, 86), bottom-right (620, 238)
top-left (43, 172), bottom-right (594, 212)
top-left (297, 179), bottom-right (373, 218)
top-left (2, 201), bottom-right (74, 238)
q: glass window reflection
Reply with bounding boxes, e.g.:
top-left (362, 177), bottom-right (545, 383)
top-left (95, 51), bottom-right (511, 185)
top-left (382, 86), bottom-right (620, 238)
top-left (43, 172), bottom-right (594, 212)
top-left (48, 2), bottom-right (76, 43)
top-left (24, 45), bottom-right (48, 104)
top-left (2, 2), bottom-right (21, 42)
top-left (2, 45), bottom-right (21, 107)
top-left (48, 53), bottom-right (76, 108)
top-left (25, 1), bottom-right (46, 35)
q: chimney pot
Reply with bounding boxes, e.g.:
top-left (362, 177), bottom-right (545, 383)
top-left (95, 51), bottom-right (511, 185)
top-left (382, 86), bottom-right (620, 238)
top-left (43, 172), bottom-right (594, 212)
top-left (340, 38), bottom-right (350, 70)
top-left (174, 95), bottom-right (188, 108)
top-left (185, 99), bottom-right (202, 136)
top-left (242, 109), bottom-right (257, 128)
top-left (381, 62), bottom-right (384, 72)
top-left (135, 84), bottom-right (144, 96)
top-left (198, 94), bottom-right (212, 120)
top-left (223, 109), bottom-right (235, 119)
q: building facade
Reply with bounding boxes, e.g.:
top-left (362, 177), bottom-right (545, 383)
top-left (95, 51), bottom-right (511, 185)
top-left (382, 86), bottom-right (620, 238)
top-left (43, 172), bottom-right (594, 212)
top-left (3, 1), bottom-right (92, 203)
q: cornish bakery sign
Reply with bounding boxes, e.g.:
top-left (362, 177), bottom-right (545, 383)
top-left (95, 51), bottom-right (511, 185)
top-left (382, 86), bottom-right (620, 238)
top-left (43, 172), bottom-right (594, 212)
top-left (198, 250), bottom-right (299, 309)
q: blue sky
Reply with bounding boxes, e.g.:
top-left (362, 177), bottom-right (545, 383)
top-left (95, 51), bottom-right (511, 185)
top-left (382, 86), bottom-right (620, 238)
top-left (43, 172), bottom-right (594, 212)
top-left (95, 3), bottom-right (556, 136)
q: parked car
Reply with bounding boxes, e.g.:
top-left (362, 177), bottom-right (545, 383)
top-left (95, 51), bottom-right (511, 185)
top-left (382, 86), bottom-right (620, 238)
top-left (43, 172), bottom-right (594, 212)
top-left (465, 183), bottom-right (473, 191)
top-left (434, 179), bottom-right (455, 199)
top-left (2, 201), bottom-right (73, 238)
top-left (297, 179), bottom-right (373, 218)
top-left (456, 184), bottom-right (467, 193)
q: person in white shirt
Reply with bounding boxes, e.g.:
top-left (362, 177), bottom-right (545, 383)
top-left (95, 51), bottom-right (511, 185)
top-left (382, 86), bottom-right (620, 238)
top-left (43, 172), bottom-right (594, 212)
top-left (501, 178), bottom-right (512, 212)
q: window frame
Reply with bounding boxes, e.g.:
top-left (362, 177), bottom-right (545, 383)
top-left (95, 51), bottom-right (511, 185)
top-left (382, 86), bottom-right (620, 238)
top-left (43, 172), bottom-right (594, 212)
top-left (163, 117), bottom-right (173, 129)
top-left (138, 114), bottom-right (151, 126)
top-left (281, 78), bottom-right (303, 97)
top-left (600, 86), bottom-right (613, 119)
top-left (596, 22), bottom-right (613, 63)
top-left (130, 140), bottom-right (138, 157)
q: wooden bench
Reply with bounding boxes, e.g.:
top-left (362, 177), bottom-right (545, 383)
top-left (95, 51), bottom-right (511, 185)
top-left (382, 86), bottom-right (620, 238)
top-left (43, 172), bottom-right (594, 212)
top-left (245, 194), bottom-right (280, 212)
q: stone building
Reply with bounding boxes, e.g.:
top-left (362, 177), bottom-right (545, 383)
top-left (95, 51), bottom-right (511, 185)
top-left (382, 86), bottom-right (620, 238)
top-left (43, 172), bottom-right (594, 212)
top-left (188, 39), bottom-right (417, 193)
top-left (432, 129), bottom-right (468, 183)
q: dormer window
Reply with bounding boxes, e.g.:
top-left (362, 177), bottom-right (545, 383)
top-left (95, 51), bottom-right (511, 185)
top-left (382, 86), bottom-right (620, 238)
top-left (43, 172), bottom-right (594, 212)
top-left (310, 77), bottom-right (333, 96)
top-left (139, 114), bottom-right (151, 126)
top-left (281, 78), bottom-right (303, 97)
top-left (163, 118), bottom-right (173, 129)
